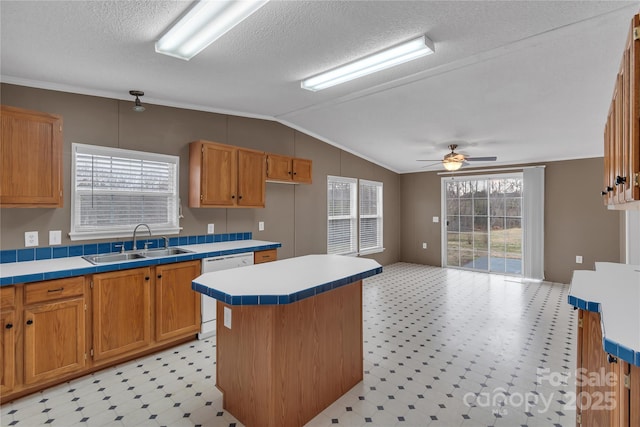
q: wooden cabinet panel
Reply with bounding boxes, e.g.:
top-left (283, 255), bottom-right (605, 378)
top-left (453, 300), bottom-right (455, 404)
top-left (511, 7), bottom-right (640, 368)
top-left (1, 310), bottom-right (15, 394)
top-left (189, 140), bottom-right (265, 208)
top-left (155, 261), bottom-right (201, 342)
top-left (254, 249), bottom-right (277, 264)
top-left (1, 286), bottom-right (15, 310)
top-left (604, 14), bottom-right (640, 207)
top-left (237, 148), bottom-right (266, 207)
top-left (24, 298), bottom-right (85, 384)
top-left (0, 105), bottom-right (63, 207)
top-left (266, 154), bottom-right (313, 184)
top-left (292, 158), bottom-right (312, 183)
top-left (92, 268), bottom-right (151, 361)
top-left (24, 277), bottom-right (84, 305)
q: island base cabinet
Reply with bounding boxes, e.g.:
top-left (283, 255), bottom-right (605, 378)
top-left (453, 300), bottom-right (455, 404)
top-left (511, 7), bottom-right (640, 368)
top-left (216, 280), bottom-right (363, 427)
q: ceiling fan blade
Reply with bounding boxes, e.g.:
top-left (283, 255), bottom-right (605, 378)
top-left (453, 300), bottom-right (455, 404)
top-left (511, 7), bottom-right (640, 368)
top-left (419, 161), bottom-right (443, 168)
top-left (416, 159), bottom-right (443, 162)
top-left (466, 156), bottom-right (497, 162)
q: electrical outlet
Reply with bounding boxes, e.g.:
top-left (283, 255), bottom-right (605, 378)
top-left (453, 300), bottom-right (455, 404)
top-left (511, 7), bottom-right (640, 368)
top-left (422, 242), bottom-right (427, 249)
top-left (432, 216), bottom-right (439, 223)
top-left (49, 230), bottom-right (62, 246)
top-left (25, 231), bottom-right (39, 247)
top-left (258, 221), bottom-right (265, 231)
top-left (207, 223), bottom-right (215, 234)
top-left (576, 255), bottom-right (583, 264)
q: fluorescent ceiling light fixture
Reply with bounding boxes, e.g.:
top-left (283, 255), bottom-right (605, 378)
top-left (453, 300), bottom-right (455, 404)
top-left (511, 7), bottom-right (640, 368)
top-left (156, 0), bottom-right (268, 60)
top-left (301, 35), bottom-right (434, 91)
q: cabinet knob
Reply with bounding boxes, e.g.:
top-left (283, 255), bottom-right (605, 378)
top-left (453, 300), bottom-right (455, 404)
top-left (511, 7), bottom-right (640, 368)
top-left (26, 319), bottom-right (33, 325)
top-left (616, 176), bottom-right (627, 185)
top-left (145, 276), bottom-right (150, 281)
top-left (238, 195), bottom-right (243, 200)
top-left (157, 274), bottom-right (162, 279)
top-left (601, 191), bottom-right (607, 196)
top-left (608, 354), bottom-right (618, 364)
top-left (231, 195), bottom-right (235, 199)
top-left (5, 323), bottom-right (13, 329)
top-left (607, 186), bottom-right (613, 192)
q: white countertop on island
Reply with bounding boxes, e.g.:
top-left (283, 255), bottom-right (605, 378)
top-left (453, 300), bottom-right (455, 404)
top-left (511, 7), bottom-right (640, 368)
top-left (568, 262), bottom-right (640, 366)
top-left (192, 254), bottom-right (383, 305)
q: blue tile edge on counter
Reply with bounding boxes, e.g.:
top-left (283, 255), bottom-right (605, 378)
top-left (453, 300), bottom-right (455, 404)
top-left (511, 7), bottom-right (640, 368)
top-left (192, 266), bottom-right (383, 306)
top-left (0, 232), bottom-right (253, 264)
top-left (568, 294), bottom-right (640, 367)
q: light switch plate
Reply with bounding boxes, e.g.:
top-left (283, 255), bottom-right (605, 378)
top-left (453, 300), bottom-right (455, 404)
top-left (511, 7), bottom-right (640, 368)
top-left (223, 307), bottom-right (232, 329)
top-left (576, 255), bottom-right (583, 264)
top-left (432, 216), bottom-right (439, 223)
top-left (207, 223), bottom-right (215, 234)
top-left (49, 230), bottom-right (62, 246)
top-left (25, 231), bottom-right (38, 247)
top-left (422, 242), bottom-right (427, 249)
top-left (258, 221), bottom-right (265, 231)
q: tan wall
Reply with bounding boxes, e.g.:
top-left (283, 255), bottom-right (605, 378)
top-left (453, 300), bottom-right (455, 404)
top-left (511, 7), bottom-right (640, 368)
top-left (0, 84), bottom-right (400, 265)
top-left (400, 158), bottom-right (621, 283)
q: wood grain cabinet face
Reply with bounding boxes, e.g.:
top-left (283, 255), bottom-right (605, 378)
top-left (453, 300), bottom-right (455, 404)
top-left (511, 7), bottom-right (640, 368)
top-left (254, 249), bottom-right (277, 264)
top-left (266, 154), bottom-right (313, 184)
top-left (92, 268), bottom-right (151, 362)
top-left (155, 261), bottom-right (201, 342)
top-left (189, 140), bottom-right (265, 208)
top-left (1, 286), bottom-right (16, 394)
top-left (603, 14), bottom-right (640, 206)
top-left (0, 105), bottom-right (63, 207)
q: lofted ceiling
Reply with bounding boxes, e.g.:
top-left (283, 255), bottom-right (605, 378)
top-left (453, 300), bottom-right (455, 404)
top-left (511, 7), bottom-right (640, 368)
top-left (1, 1), bottom-right (637, 173)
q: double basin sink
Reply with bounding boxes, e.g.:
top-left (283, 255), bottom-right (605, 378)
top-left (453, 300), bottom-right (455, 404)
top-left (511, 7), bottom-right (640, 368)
top-left (83, 247), bottom-right (193, 265)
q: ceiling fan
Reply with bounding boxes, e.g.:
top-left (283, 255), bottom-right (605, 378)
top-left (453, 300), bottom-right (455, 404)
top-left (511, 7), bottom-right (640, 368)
top-left (417, 144), bottom-right (497, 171)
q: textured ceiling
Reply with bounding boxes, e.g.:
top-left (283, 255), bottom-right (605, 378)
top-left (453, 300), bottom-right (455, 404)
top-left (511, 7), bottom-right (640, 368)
top-left (1, 1), bottom-right (637, 173)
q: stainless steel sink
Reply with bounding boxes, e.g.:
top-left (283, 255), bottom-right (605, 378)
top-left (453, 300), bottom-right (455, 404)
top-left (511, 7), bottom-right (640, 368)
top-left (143, 247), bottom-right (193, 257)
top-left (83, 252), bottom-right (146, 264)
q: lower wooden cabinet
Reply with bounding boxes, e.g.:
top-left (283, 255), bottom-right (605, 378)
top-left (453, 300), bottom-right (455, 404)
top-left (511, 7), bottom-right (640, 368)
top-left (0, 260), bottom-right (202, 403)
top-left (576, 309), bottom-right (640, 427)
top-left (92, 268), bottom-right (151, 362)
top-left (1, 286), bottom-right (16, 395)
top-left (155, 261), bottom-right (201, 342)
top-left (24, 298), bottom-right (85, 384)
top-left (254, 249), bottom-right (277, 264)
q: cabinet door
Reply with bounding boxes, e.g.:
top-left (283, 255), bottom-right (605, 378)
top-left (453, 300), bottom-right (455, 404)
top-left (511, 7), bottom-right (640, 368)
top-left (24, 298), bottom-right (85, 384)
top-left (92, 268), bottom-right (151, 362)
top-left (266, 154), bottom-right (293, 181)
top-left (254, 249), bottom-right (277, 264)
top-left (0, 105), bottom-right (63, 207)
top-left (1, 310), bottom-right (15, 393)
top-left (155, 261), bottom-right (201, 342)
top-left (292, 158), bottom-right (312, 183)
top-left (201, 143), bottom-right (238, 206)
top-left (626, 14), bottom-right (640, 202)
top-left (237, 148), bottom-right (266, 207)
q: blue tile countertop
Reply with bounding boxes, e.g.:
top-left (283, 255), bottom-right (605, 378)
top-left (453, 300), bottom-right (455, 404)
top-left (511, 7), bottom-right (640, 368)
top-left (192, 254), bottom-right (382, 306)
top-left (0, 239), bottom-right (281, 286)
top-left (568, 262), bottom-right (640, 367)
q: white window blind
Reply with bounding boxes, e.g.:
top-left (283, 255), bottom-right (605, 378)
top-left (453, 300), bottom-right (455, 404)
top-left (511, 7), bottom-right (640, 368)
top-left (70, 143), bottom-right (180, 241)
top-left (359, 179), bottom-right (383, 253)
top-left (327, 176), bottom-right (357, 254)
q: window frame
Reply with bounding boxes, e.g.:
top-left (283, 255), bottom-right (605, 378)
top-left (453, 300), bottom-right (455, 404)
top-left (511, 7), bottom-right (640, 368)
top-left (327, 175), bottom-right (384, 256)
top-left (359, 179), bottom-right (384, 254)
top-left (69, 143), bottom-right (181, 241)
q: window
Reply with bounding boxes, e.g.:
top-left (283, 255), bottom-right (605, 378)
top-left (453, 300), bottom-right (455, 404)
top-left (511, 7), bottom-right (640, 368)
top-left (359, 180), bottom-right (383, 253)
top-left (327, 176), bottom-right (383, 255)
top-left (327, 176), bottom-right (357, 254)
top-left (70, 143), bottom-right (180, 241)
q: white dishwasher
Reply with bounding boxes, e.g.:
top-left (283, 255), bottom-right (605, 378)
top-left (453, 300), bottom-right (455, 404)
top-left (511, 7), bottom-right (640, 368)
top-left (198, 252), bottom-right (254, 340)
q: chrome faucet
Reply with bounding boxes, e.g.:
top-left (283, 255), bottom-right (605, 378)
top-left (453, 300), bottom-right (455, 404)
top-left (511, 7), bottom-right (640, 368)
top-left (132, 223), bottom-right (152, 250)
top-left (161, 236), bottom-right (169, 249)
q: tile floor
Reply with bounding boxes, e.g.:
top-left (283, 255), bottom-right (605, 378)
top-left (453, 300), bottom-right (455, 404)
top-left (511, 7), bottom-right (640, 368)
top-left (1, 263), bottom-right (576, 427)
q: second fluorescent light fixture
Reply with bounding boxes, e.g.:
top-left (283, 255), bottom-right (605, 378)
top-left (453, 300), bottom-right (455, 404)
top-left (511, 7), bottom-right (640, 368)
top-left (301, 35), bottom-right (434, 91)
top-left (155, 0), bottom-right (268, 60)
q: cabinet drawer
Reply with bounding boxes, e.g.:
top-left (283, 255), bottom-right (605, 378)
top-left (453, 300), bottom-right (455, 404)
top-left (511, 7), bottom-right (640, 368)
top-left (0, 286), bottom-right (15, 310)
top-left (25, 277), bottom-right (84, 305)
top-left (254, 249), bottom-right (277, 264)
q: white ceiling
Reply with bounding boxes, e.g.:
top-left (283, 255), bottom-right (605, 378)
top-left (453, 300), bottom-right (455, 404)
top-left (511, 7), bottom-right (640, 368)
top-left (1, 1), bottom-right (637, 173)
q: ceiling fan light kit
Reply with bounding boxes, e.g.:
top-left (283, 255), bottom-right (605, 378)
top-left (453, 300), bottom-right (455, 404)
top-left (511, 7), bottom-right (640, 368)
top-left (301, 35), bottom-right (434, 91)
top-left (155, 0), bottom-right (269, 60)
top-left (418, 143), bottom-right (498, 171)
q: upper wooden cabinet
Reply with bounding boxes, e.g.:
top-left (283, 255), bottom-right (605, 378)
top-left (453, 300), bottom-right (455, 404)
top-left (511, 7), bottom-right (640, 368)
top-left (603, 15), bottom-right (640, 208)
top-left (0, 105), bottom-right (63, 207)
top-left (189, 140), bottom-right (266, 208)
top-left (266, 153), bottom-right (312, 184)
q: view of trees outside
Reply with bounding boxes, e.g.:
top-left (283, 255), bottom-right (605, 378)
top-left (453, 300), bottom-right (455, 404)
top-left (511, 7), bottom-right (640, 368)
top-left (445, 176), bottom-right (523, 275)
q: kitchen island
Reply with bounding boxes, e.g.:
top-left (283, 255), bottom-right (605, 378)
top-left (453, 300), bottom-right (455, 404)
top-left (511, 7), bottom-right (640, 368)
top-left (192, 254), bottom-right (382, 427)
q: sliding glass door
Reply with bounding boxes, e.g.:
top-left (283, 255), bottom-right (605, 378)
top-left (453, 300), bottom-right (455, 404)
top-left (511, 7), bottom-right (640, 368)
top-left (444, 174), bottom-right (523, 275)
